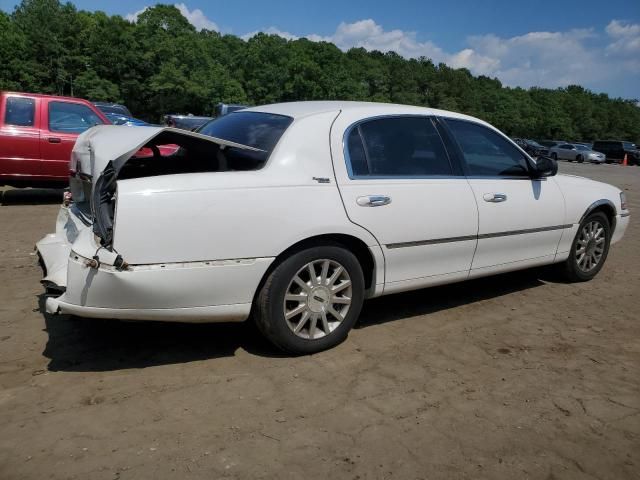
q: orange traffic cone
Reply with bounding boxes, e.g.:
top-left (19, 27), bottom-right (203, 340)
top-left (622, 154), bottom-right (628, 166)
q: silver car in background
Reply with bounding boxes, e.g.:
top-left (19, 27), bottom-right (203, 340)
top-left (549, 143), bottom-right (606, 163)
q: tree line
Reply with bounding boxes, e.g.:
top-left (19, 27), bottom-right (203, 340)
top-left (1, 0), bottom-right (639, 142)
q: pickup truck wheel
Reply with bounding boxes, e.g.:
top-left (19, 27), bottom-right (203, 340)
top-left (254, 245), bottom-right (364, 354)
top-left (557, 211), bottom-right (610, 282)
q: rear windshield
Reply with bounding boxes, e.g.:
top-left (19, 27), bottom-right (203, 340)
top-left (198, 112), bottom-right (293, 163)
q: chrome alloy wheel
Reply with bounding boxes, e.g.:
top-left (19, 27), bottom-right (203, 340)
top-left (283, 259), bottom-right (352, 340)
top-left (576, 220), bottom-right (606, 273)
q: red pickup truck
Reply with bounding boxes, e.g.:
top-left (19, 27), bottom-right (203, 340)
top-left (0, 91), bottom-right (111, 187)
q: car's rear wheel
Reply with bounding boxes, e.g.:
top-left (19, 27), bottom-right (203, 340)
top-left (576, 154), bottom-right (584, 163)
top-left (556, 211), bottom-right (611, 282)
top-left (254, 245), bottom-right (365, 354)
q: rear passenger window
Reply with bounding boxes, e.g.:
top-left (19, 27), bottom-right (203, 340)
top-left (48, 101), bottom-right (104, 133)
top-left (445, 119), bottom-right (530, 177)
top-left (346, 128), bottom-right (368, 176)
top-left (4, 97), bottom-right (35, 127)
top-left (345, 117), bottom-right (453, 177)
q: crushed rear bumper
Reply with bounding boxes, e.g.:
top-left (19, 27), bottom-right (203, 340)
top-left (37, 205), bottom-right (271, 323)
top-left (36, 205), bottom-right (85, 290)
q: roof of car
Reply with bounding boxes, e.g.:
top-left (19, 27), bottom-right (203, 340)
top-left (93, 101), bottom-right (125, 106)
top-left (1, 91), bottom-right (91, 102)
top-left (243, 101), bottom-right (484, 123)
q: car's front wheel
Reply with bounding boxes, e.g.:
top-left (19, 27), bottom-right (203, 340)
top-left (551, 152), bottom-right (558, 160)
top-left (254, 245), bottom-right (365, 354)
top-left (576, 154), bottom-right (584, 163)
top-left (557, 211), bottom-right (611, 282)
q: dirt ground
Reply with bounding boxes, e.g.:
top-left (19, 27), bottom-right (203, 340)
top-left (0, 163), bottom-right (638, 480)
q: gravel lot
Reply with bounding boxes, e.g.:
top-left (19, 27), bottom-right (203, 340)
top-left (1, 163), bottom-right (638, 480)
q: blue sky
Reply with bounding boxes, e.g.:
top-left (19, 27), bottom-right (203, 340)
top-left (2, 0), bottom-right (639, 99)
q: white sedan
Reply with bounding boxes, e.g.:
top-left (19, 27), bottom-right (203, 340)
top-left (37, 102), bottom-right (630, 354)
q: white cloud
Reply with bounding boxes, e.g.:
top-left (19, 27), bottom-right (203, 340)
top-left (460, 29), bottom-right (609, 89)
top-left (174, 3), bottom-right (218, 31)
top-left (241, 27), bottom-right (299, 41)
top-left (606, 19), bottom-right (640, 38)
top-left (448, 48), bottom-right (500, 75)
top-left (605, 19), bottom-right (640, 56)
top-left (300, 19), bottom-right (449, 62)
top-left (125, 3), bottom-right (218, 31)
top-left (125, 7), bottom-right (146, 23)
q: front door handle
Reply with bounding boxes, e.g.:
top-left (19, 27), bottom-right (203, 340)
top-left (357, 195), bottom-right (392, 207)
top-left (48, 137), bottom-right (61, 143)
top-left (483, 193), bottom-right (507, 203)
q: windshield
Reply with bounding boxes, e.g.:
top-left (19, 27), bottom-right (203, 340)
top-left (198, 112), bottom-right (293, 163)
top-left (96, 104), bottom-right (132, 117)
top-left (105, 113), bottom-right (129, 125)
top-left (623, 142), bottom-right (637, 149)
top-left (574, 145), bottom-right (590, 151)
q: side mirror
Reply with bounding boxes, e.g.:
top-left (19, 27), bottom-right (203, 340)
top-left (533, 156), bottom-right (558, 178)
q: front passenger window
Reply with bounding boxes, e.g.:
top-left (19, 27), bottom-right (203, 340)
top-left (445, 119), bottom-right (530, 177)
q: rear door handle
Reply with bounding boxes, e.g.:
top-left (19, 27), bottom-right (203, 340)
top-left (357, 195), bottom-right (392, 207)
top-left (48, 137), bottom-right (61, 143)
top-left (483, 193), bottom-right (507, 203)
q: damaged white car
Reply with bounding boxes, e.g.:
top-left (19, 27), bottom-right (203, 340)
top-left (38, 102), bottom-right (630, 354)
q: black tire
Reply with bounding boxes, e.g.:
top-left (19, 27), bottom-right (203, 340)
top-left (254, 245), bottom-right (365, 354)
top-left (576, 154), bottom-right (584, 163)
top-left (551, 152), bottom-right (558, 160)
top-left (556, 211), bottom-right (611, 282)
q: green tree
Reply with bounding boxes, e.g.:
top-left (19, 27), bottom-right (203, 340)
top-left (1, 0), bottom-right (638, 141)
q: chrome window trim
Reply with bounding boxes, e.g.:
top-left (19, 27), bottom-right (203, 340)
top-left (342, 114), bottom-right (461, 180)
top-left (346, 174), bottom-right (467, 181)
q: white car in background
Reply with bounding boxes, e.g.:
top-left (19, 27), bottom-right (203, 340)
top-left (37, 102), bottom-right (630, 354)
top-left (549, 143), bottom-right (606, 163)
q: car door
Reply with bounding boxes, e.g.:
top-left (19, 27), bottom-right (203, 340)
top-left (0, 96), bottom-right (41, 179)
top-left (614, 142), bottom-right (625, 161)
top-left (594, 142), bottom-right (611, 159)
top-left (559, 144), bottom-right (576, 160)
top-left (40, 100), bottom-right (105, 180)
top-left (331, 114), bottom-right (479, 294)
top-left (441, 118), bottom-right (566, 274)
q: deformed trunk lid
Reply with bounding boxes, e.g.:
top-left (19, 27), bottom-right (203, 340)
top-left (71, 125), bottom-right (264, 248)
top-left (71, 125), bottom-right (263, 180)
